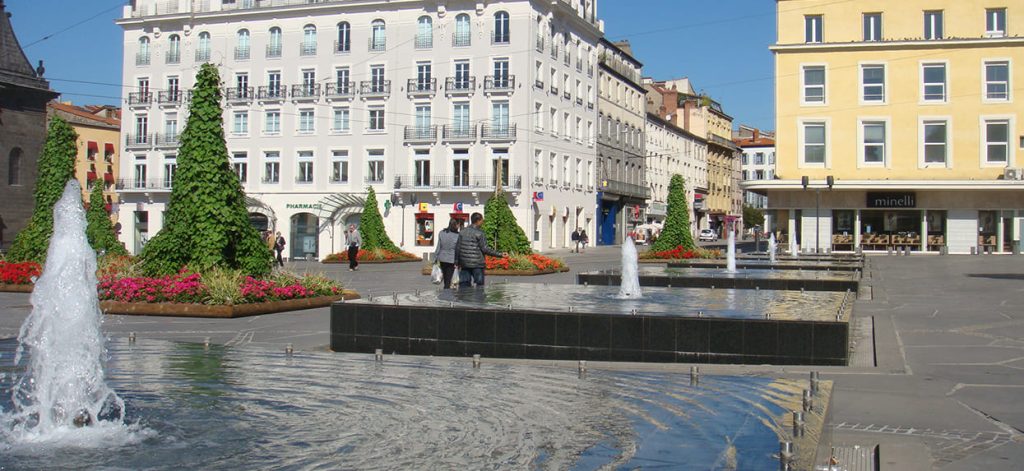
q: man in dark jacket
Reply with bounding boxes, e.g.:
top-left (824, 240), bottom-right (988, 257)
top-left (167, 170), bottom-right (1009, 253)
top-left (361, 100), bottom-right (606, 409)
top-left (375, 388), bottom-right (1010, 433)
top-left (456, 212), bottom-right (506, 287)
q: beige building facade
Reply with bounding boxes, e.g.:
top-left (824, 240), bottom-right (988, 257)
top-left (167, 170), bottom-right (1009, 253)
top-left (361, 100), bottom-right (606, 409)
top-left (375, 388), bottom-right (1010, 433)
top-left (48, 102), bottom-right (121, 221)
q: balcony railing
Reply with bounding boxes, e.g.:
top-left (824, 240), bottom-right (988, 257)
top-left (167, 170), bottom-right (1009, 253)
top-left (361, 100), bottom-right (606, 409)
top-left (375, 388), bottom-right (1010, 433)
top-left (442, 124), bottom-right (476, 141)
top-left (299, 43), bottom-right (317, 56)
top-left (491, 31), bottom-right (510, 45)
top-left (290, 83), bottom-right (321, 100)
top-left (234, 46), bottom-right (250, 60)
top-left (116, 178), bottom-right (170, 191)
top-left (484, 75), bottom-right (515, 93)
top-left (368, 37), bottom-right (386, 52)
top-left (452, 31), bottom-right (471, 47)
top-left (195, 49), bottom-right (210, 62)
top-left (127, 92), bottom-right (152, 106)
top-left (157, 90), bottom-right (183, 105)
top-left (445, 77), bottom-right (475, 94)
top-left (600, 179), bottom-right (651, 199)
top-left (481, 123), bottom-right (516, 141)
top-left (266, 44), bottom-right (282, 58)
top-left (334, 40), bottom-right (351, 53)
top-left (393, 174), bottom-right (522, 191)
top-left (165, 50), bottom-right (180, 64)
top-left (136, 53), bottom-right (150, 66)
top-left (325, 82), bottom-right (355, 99)
top-left (225, 87), bottom-right (254, 103)
top-left (124, 134), bottom-right (151, 150)
top-left (154, 133), bottom-right (179, 148)
top-left (257, 85), bottom-right (286, 100)
top-left (407, 78), bottom-right (436, 96)
top-left (360, 80), bottom-right (391, 98)
top-left (403, 125), bottom-right (437, 143)
top-left (414, 34), bottom-right (432, 49)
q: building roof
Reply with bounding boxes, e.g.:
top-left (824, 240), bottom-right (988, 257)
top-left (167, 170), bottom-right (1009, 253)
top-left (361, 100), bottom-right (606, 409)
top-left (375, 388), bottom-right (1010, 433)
top-left (734, 137), bottom-right (775, 148)
top-left (0, 0), bottom-right (51, 92)
top-left (646, 112), bottom-right (706, 143)
top-left (48, 101), bottom-right (121, 128)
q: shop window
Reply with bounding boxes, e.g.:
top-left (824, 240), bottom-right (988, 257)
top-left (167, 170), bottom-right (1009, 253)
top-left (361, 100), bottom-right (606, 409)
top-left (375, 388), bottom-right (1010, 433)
top-left (415, 213), bottom-right (434, 246)
top-left (860, 210), bottom-right (922, 251)
top-left (926, 211), bottom-right (946, 251)
top-left (978, 210), bottom-right (998, 251)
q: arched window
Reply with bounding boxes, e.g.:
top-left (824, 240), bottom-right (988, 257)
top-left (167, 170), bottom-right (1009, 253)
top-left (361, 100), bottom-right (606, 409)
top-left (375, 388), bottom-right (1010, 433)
top-left (167, 34), bottom-right (180, 63)
top-left (8, 148), bottom-right (22, 185)
top-left (416, 16), bottom-right (432, 48)
top-left (268, 27), bottom-right (282, 57)
top-left (370, 19), bottom-right (386, 51)
top-left (454, 14), bottom-right (471, 47)
top-left (197, 32), bottom-right (211, 61)
top-left (236, 29), bottom-right (250, 59)
top-left (493, 11), bottom-right (510, 43)
top-left (302, 24), bottom-right (317, 55)
top-left (336, 21), bottom-right (350, 52)
top-left (137, 37), bottom-right (150, 64)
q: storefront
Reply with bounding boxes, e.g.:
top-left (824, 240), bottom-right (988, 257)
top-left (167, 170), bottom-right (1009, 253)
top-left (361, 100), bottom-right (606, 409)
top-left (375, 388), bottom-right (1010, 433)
top-left (414, 203), bottom-right (434, 247)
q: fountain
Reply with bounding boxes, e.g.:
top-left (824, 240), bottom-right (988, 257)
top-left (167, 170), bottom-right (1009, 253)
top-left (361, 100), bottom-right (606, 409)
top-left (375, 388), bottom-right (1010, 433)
top-left (726, 228), bottom-right (737, 273)
top-left (769, 233), bottom-right (777, 264)
top-left (616, 236), bottom-right (642, 298)
top-left (790, 234), bottom-right (799, 257)
top-left (1, 181), bottom-right (138, 447)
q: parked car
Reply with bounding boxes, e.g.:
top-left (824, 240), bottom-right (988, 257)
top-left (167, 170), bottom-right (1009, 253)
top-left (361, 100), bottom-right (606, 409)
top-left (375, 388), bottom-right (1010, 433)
top-left (699, 229), bottom-right (718, 242)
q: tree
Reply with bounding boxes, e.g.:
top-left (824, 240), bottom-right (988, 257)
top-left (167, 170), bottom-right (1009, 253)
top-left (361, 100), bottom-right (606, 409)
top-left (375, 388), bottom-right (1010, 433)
top-left (7, 116), bottom-right (78, 263)
top-left (743, 204), bottom-right (765, 229)
top-left (85, 181), bottom-right (128, 256)
top-left (139, 63), bottom-right (272, 276)
top-left (482, 192), bottom-right (531, 255)
top-left (650, 174), bottom-right (696, 252)
top-left (358, 186), bottom-right (399, 252)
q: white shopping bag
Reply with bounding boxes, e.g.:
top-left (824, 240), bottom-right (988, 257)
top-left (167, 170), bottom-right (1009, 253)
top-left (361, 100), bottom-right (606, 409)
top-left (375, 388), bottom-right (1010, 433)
top-left (431, 263), bottom-right (443, 284)
top-left (450, 269), bottom-right (459, 285)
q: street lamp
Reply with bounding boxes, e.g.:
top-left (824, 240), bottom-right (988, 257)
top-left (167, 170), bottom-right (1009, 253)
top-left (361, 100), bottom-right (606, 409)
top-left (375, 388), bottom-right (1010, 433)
top-left (390, 192), bottom-right (417, 247)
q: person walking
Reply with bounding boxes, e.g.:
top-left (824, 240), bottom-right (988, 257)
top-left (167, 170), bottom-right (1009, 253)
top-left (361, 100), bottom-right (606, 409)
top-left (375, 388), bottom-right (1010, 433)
top-left (345, 224), bottom-right (362, 271)
top-left (571, 228), bottom-right (581, 253)
top-left (456, 212), bottom-right (506, 288)
top-left (273, 232), bottom-right (286, 267)
top-left (579, 229), bottom-right (589, 253)
top-left (433, 219), bottom-right (461, 289)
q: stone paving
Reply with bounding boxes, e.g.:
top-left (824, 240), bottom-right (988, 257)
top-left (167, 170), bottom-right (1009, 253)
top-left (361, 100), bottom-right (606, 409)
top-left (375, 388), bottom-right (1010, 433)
top-left (2, 246), bottom-right (1023, 469)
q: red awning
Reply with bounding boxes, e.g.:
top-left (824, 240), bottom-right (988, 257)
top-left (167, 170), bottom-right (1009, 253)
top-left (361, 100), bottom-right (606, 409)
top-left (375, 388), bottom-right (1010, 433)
top-left (86, 171), bottom-right (97, 181)
top-left (414, 213), bottom-right (434, 219)
top-left (104, 143), bottom-right (115, 154)
top-left (87, 141), bottom-right (98, 152)
top-left (103, 173), bottom-right (114, 183)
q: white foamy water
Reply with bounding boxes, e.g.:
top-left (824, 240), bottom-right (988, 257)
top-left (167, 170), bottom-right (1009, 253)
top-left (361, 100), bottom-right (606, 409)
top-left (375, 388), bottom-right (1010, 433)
top-left (1, 180), bottom-right (144, 448)
top-left (769, 233), bottom-right (777, 264)
top-left (726, 229), bottom-right (737, 273)
top-left (616, 237), bottom-right (642, 299)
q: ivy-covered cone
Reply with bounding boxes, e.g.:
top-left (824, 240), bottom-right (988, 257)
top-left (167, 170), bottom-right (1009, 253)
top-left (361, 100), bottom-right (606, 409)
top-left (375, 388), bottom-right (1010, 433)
top-left (140, 63), bottom-right (273, 276)
top-left (482, 192), bottom-right (531, 255)
top-left (7, 116), bottom-right (78, 263)
top-left (650, 174), bottom-right (696, 252)
top-left (85, 182), bottom-right (128, 256)
top-left (358, 186), bottom-right (400, 252)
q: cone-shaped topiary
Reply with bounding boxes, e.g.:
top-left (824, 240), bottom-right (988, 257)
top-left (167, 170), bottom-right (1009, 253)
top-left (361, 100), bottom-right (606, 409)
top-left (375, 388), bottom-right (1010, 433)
top-left (650, 174), bottom-right (696, 252)
top-left (139, 63), bottom-right (273, 276)
top-left (85, 181), bottom-right (128, 256)
top-left (7, 116), bottom-right (78, 263)
top-left (358, 186), bottom-right (399, 252)
top-left (482, 191), bottom-right (531, 255)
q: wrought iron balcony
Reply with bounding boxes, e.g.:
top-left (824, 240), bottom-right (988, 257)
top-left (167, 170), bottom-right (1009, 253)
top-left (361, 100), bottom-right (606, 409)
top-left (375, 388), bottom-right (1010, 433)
top-left (157, 90), bottom-right (183, 105)
top-left (444, 77), bottom-right (475, 95)
top-left (442, 124), bottom-right (476, 142)
top-left (154, 133), bottom-right (179, 148)
top-left (266, 44), bottom-right (282, 58)
top-left (599, 179), bottom-right (651, 199)
top-left (225, 87), bottom-right (254, 103)
top-left (334, 40), bottom-right (351, 53)
top-left (360, 80), bottom-right (391, 98)
top-left (165, 50), bottom-right (180, 64)
top-left (491, 31), bottom-right (510, 45)
top-left (368, 37), bottom-right (386, 52)
top-left (124, 134), bottom-right (151, 150)
top-left (257, 85), bottom-right (286, 101)
top-left (325, 82), bottom-right (355, 99)
top-left (234, 46), bottom-right (250, 60)
top-left (415, 34), bottom-right (432, 49)
top-left (127, 92), bottom-right (152, 107)
top-left (393, 174), bottom-right (522, 191)
top-left (481, 123), bottom-right (516, 141)
top-left (116, 178), bottom-right (170, 191)
top-left (299, 43), bottom-right (317, 56)
top-left (407, 78), bottom-right (436, 96)
top-left (136, 53), bottom-right (150, 66)
top-left (290, 83), bottom-right (321, 100)
top-left (484, 75), bottom-right (515, 93)
top-left (195, 49), bottom-right (210, 62)
top-left (403, 125), bottom-right (437, 143)
top-left (452, 31), bottom-right (471, 47)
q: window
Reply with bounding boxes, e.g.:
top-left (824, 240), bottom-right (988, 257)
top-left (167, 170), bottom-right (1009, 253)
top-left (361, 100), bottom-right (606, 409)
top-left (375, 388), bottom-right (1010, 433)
top-left (367, 150), bottom-right (385, 183)
top-left (368, 107), bottom-right (385, 132)
top-left (754, 152), bottom-right (765, 165)
top-left (861, 121), bottom-right (886, 165)
top-left (298, 109), bottom-right (315, 134)
top-left (336, 22), bottom-right (351, 52)
top-left (454, 61), bottom-right (470, 88)
top-left (453, 102), bottom-right (470, 134)
top-left (7, 148), bottom-right (21, 185)
top-left (197, 32), bottom-right (210, 61)
top-left (134, 163), bottom-right (147, 187)
top-left (453, 150), bottom-right (470, 187)
top-left (492, 101), bottom-right (510, 131)
top-left (232, 152), bottom-right (248, 183)
top-left (492, 149), bottom-right (510, 187)
top-left (302, 69), bottom-right (316, 95)
top-left (166, 76), bottom-right (179, 101)
top-left (134, 115), bottom-right (149, 143)
top-left (922, 120), bottom-right (948, 165)
top-left (549, 152), bottom-right (557, 183)
top-left (163, 156), bottom-right (176, 188)
top-left (297, 151), bottom-right (314, 183)
top-left (863, 13), bottom-right (881, 41)
top-left (416, 62), bottom-right (432, 90)
top-left (302, 25), bottom-right (317, 55)
top-left (267, 71), bottom-right (282, 97)
top-left (164, 116), bottom-right (178, 141)
top-left (332, 107), bottom-right (350, 133)
top-left (236, 29), bottom-right (250, 60)
top-left (264, 151), bottom-right (280, 183)
top-left (454, 14), bottom-right (471, 47)
top-left (861, 64), bottom-right (885, 103)
top-left (493, 58), bottom-right (510, 87)
top-left (268, 27), bottom-right (282, 57)
top-left (415, 105), bottom-right (432, 134)
top-left (137, 37), bottom-right (150, 65)
top-left (802, 66), bottom-right (826, 104)
top-left (493, 11), bottom-right (510, 44)
top-left (416, 16), bottom-right (432, 48)
top-left (336, 67), bottom-right (351, 94)
top-left (802, 122), bottom-right (827, 165)
top-left (562, 155), bottom-right (570, 185)
top-left (922, 63), bottom-right (946, 102)
top-left (534, 102), bottom-right (543, 130)
top-left (167, 34), bottom-right (181, 63)
top-left (984, 61), bottom-right (1010, 101)
top-left (741, 153), bottom-right (750, 165)
top-left (371, 20), bottom-right (386, 51)
top-left (804, 15), bottom-right (822, 43)
top-left (235, 73), bottom-right (249, 97)
top-left (331, 150), bottom-right (349, 183)
top-left (264, 110), bottom-right (280, 134)
top-left (924, 11), bottom-right (943, 40)
top-left (371, 65), bottom-right (386, 92)
top-left (414, 150), bottom-right (431, 187)
top-left (983, 119), bottom-right (1010, 164)
top-left (986, 8), bottom-right (1006, 37)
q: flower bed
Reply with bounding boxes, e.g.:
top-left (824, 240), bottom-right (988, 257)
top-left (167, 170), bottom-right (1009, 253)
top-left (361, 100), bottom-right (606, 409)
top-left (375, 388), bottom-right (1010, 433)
top-left (0, 261), bottom-right (41, 285)
top-left (322, 248), bottom-right (420, 264)
top-left (638, 246), bottom-right (721, 262)
top-left (98, 269), bottom-right (345, 305)
top-left (421, 253), bottom-right (569, 276)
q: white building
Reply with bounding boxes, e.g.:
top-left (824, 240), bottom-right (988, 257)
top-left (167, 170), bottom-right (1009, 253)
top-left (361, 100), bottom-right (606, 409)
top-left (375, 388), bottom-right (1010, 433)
top-left (734, 127), bottom-right (775, 209)
top-left (115, 0), bottom-right (602, 259)
top-left (644, 112), bottom-right (708, 234)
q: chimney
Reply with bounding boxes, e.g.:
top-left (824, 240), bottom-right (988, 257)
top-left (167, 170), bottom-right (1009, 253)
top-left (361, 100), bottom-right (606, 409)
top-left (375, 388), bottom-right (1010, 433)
top-left (753, 128), bottom-right (759, 140)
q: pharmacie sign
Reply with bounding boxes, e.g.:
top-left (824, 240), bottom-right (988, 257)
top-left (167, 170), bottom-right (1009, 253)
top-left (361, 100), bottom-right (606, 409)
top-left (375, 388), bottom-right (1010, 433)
top-left (866, 192), bottom-right (916, 208)
top-left (286, 203), bottom-right (323, 210)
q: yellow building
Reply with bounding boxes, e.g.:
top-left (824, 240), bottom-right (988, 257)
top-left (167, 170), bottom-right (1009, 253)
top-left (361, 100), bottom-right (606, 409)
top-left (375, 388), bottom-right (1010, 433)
top-left (48, 102), bottom-right (121, 221)
top-left (748, 0), bottom-right (1024, 254)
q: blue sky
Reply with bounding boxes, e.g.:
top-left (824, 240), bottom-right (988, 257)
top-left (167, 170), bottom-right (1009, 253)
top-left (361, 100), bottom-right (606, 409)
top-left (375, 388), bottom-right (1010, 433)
top-left (8, 0), bottom-right (777, 130)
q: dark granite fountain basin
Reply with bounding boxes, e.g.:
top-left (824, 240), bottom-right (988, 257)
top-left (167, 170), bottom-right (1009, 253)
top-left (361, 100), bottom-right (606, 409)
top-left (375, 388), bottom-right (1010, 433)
top-left (578, 267), bottom-right (859, 292)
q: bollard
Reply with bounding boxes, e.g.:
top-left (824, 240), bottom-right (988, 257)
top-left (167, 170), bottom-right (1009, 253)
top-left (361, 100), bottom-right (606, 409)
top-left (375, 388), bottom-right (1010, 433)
top-left (472, 354), bottom-right (481, 368)
top-left (690, 366), bottom-right (700, 382)
top-left (630, 308), bottom-right (638, 316)
top-left (887, 247), bottom-right (893, 256)
top-left (810, 371), bottom-right (820, 393)
top-left (374, 348), bottom-right (384, 362)
top-left (697, 311), bottom-right (704, 318)
top-left (128, 332), bottom-right (136, 344)
top-left (779, 441), bottom-right (794, 471)
top-left (711, 285), bottom-right (715, 290)
top-left (203, 337), bottom-right (211, 349)
top-left (568, 306), bottom-right (575, 312)
top-left (578, 360), bottom-right (587, 375)
top-left (764, 312), bottom-right (771, 320)
top-left (507, 304), bottom-right (514, 310)
top-left (802, 389), bottom-right (813, 411)
top-left (285, 343), bottom-right (294, 355)
top-left (792, 411), bottom-right (805, 437)
top-left (970, 246), bottom-right (977, 255)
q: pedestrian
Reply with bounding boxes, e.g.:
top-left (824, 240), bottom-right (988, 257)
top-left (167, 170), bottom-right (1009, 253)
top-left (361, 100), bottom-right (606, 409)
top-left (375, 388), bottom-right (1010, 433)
top-left (434, 219), bottom-right (461, 289)
top-left (456, 212), bottom-right (506, 288)
top-left (345, 224), bottom-right (362, 271)
top-left (580, 229), bottom-right (589, 253)
top-left (273, 231), bottom-right (286, 267)
top-left (571, 227), bottom-right (581, 253)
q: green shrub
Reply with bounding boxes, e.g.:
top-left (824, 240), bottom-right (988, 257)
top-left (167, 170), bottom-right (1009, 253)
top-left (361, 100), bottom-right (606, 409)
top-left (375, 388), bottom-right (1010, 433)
top-left (86, 181), bottom-right (128, 256)
top-left (650, 174), bottom-right (696, 252)
top-left (202, 267), bottom-right (243, 305)
top-left (358, 186), bottom-right (400, 252)
top-left (482, 192), bottom-right (531, 255)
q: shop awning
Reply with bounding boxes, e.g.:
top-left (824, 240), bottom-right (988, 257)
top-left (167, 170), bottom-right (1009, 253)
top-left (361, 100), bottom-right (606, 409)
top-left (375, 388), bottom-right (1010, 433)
top-left (87, 141), bottom-right (98, 152)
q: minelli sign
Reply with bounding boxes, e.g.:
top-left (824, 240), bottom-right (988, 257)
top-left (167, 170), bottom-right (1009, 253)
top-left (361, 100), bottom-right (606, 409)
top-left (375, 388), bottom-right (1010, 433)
top-left (866, 192), bottom-right (916, 208)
